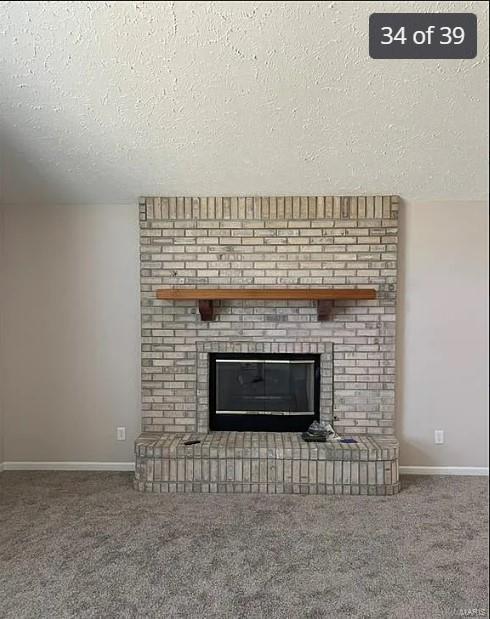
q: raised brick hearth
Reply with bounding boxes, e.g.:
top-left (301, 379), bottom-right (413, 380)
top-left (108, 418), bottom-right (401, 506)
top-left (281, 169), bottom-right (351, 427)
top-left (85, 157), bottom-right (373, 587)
top-left (135, 195), bottom-right (400, 495)
top-left (135, 432), bottom-right (399, 495)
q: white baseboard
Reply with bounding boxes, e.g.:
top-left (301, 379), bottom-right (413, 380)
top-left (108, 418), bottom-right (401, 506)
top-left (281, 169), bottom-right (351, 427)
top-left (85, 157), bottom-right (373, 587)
top-left (400, 465), bottom-right (488, 476)
top-left (1, 461), bottom-right (135, 472)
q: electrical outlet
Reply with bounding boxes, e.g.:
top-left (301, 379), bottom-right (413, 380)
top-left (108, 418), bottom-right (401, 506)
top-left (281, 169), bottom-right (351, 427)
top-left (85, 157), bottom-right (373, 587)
top-left (116, 427), bottom-right (126, 441)
top-left (434, 430), bottom-right (444, 445)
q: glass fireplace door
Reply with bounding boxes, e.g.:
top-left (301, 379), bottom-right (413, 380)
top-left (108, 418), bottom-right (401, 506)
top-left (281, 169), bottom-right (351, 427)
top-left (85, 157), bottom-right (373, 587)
top-left (209, 353), bottom-right (319, 431)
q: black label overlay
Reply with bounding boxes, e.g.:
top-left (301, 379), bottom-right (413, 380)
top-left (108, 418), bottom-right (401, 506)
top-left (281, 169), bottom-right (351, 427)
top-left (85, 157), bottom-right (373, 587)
top-left (370, 13), bottom-right (477, 59)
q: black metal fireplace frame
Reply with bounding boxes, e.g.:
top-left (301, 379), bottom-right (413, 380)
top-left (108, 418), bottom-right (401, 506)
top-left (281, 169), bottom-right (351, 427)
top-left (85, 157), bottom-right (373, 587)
top-left (209, 352), bottom-right (320, 432)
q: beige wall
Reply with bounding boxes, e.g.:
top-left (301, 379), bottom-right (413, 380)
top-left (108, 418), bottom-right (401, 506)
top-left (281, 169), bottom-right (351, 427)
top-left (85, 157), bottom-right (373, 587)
top-left (0, 207), bottom-right (5, 467)
top-left (0, 201), bottom-right (487, 467)
top-left (0, 205), bottom-right (140, 463)
top-left (398, 201), bottom-right (488, 468)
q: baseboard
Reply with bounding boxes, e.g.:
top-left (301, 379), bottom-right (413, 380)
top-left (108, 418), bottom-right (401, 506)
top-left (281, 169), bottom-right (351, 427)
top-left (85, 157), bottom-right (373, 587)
top-left (1, 461), bottom-right (135, 472)
top-left (400, 466), bottom-right (488, 476)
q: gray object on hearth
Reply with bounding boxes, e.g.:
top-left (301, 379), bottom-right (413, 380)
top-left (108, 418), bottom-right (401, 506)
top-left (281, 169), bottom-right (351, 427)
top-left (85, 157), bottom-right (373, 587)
top-left (302, 420), bottom-right (328, 442)
top-left (302, 420), bottom-right (340, 442)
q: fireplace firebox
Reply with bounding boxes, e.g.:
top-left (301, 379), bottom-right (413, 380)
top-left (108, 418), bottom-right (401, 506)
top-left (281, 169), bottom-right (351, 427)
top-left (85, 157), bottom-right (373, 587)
top-left (209, 353), bottom-right (320, 431)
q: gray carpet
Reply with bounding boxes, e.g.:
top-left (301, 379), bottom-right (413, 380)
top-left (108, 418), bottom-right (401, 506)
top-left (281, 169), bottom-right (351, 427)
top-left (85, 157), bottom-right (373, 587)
top-left (0, 473), bottom-right (488, 619)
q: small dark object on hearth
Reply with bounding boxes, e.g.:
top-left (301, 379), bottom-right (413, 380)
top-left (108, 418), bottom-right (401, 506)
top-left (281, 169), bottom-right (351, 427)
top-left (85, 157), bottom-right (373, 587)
top-left (183, 440), bottom-right (201, 446)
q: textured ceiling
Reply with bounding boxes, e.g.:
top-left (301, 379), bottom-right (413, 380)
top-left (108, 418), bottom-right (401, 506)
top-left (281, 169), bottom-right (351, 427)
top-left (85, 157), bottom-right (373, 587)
top-left (0, 1), bottom-right (488, 204)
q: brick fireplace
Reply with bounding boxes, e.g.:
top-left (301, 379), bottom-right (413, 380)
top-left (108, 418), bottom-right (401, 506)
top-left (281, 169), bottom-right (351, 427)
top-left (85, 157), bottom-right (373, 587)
top-left (135, 196), bottom-right (400, 495)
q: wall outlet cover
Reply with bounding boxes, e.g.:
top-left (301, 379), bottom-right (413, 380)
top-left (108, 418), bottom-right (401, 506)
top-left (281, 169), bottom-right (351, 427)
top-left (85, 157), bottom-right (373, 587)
top-left (117, 427), bottom-right (126, 441)
top-left (434, 430), bottom-right (445, 445)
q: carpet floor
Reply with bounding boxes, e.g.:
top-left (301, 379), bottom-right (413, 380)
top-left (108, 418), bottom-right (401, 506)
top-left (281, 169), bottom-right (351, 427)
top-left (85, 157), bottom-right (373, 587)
top-left (0, 472), bottom-right (488, 619)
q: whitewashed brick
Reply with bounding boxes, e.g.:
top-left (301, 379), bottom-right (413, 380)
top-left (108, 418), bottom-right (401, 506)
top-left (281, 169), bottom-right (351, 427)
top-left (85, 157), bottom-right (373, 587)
top-left (138, 196), bottom-right (399, 435)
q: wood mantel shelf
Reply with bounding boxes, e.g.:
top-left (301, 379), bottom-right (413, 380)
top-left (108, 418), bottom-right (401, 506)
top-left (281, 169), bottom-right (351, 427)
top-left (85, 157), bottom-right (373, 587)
top-left (156, 288), bottom-right (376, 321)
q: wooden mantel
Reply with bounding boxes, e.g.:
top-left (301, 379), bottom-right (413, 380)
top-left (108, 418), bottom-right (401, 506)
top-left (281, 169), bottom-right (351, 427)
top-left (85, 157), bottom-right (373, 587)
top-left (156, 288), bottom-right (377, 321)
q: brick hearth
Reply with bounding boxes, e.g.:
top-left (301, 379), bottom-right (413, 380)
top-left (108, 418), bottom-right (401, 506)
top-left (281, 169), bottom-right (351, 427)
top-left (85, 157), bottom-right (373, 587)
top-left (135, 432), bottom-right (400, 495)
